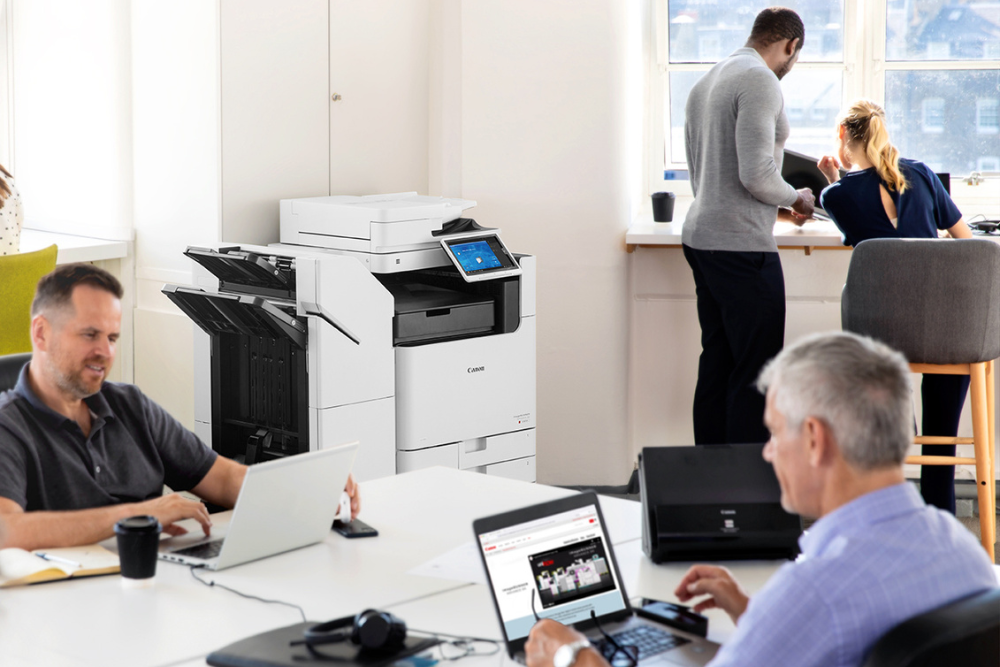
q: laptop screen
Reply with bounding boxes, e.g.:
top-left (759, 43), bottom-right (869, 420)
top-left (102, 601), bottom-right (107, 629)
top-left (477, 500), bottom-right (628, 641)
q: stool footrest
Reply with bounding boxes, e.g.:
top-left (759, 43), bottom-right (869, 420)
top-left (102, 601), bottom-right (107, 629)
top-left (914, 436), bottom-right (975, 445)
top-left (905, 455), bottom-right (977, 466)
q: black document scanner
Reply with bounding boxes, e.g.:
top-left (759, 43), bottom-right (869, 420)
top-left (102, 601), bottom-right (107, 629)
top-left (639, 445), bottom-right (802, 563)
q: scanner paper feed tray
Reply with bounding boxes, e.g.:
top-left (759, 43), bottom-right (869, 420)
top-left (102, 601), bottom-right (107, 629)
top-left (162, 285), bottom-right (306, 348)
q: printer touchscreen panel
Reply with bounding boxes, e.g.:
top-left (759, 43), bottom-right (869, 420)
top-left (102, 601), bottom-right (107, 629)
top-left (453, 239), bottom-right (504, 272)
top-left (441, 233), bottom-right (521, 282)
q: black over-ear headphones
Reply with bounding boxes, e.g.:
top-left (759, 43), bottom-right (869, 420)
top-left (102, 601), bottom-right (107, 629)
top-left (297, 609), bottom-right (407, 653)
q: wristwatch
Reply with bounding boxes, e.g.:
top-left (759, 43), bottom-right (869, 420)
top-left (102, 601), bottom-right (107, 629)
top-left (553, 640), bottom-right (592, 667)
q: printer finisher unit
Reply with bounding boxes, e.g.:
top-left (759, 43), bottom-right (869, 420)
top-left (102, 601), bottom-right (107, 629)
top-left (164, 245), bottom-right (396, 481)
top-left (279, 193), bottom-right (537, 482)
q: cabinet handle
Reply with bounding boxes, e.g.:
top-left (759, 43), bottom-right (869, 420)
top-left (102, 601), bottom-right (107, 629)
top-left (331, 93), bottom-right (342, 102)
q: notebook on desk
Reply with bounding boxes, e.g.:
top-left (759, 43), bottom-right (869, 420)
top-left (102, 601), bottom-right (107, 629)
top-left (159, 442), bottom-right (357, 571)
top-left (474, 492), bottom-right (719, 666)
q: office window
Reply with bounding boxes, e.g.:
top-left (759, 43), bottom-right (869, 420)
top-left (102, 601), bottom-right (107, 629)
top-left (655, 1), bottom-right (1000, 189)
top-left (885, 2), bottom-right (1000, 62)
top-left (977, 99), bottom-right (1000, 135)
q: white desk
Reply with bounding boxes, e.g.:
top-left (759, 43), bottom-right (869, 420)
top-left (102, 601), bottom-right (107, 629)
top-left (385, 539), bottom-right (782, 661)
top-left (0, 468), bottom-right (644, 667)
top-left (19, 228), bottom-right (129, 264)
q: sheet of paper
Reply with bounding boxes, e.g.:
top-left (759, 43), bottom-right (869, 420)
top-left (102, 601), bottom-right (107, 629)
top-left (408, 541), bottom-right (487, 586)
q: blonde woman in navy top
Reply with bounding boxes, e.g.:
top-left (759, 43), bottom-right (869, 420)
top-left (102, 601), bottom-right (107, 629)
top-left (817, 99), bottom-right (973, 515)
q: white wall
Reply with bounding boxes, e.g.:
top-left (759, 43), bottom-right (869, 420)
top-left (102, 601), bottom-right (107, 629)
top-left (130, 1), bottom-right (222, 424)
top-left (458, 1), bottom-right (641, 485)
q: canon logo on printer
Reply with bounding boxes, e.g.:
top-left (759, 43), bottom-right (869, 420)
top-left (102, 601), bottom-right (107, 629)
top-left (468, 366), bottom-right (485, 374)
top-left (720, 509), bottom-right (736, 515)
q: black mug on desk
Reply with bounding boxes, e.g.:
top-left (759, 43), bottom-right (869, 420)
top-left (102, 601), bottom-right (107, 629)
top-left (652, 192), bottom-right (675, 222)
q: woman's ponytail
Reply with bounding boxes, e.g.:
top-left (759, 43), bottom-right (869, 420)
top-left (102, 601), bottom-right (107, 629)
top-left (839, 100), bottom-right (907, 194)
top-left (865, 113), bottom-right (907, 194)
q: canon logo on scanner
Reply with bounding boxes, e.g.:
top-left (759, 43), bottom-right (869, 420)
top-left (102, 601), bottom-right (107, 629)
top-left (467, 366), bottom-right (485, 374)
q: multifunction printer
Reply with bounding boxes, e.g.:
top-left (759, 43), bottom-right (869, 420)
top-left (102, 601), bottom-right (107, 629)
top-left (167, 193), bottom-right (536, 483)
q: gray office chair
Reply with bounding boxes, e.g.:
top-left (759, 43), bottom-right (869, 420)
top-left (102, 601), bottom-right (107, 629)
top-left (841, 238), bottom-right (1000, 560)
top-left (0, 352), bottom-right (30, 392)
top-left (862, 587), bottom-right (1000, 667)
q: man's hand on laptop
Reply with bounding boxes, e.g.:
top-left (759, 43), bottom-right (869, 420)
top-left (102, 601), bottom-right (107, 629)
top-left (526, 619), bottom-right (598, 667)
top-left (345, 475), bottom-right (360, 520)
top-left (790, 187), bottom-right (816, 221)
top-left (135, 493), bottom-right (213, 537)
top-left (777, 207), bottom-right (809, 226)
top-left (674, 565), bottom-right (750, 625)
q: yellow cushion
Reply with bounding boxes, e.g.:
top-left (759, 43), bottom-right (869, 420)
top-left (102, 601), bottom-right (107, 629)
top-left (0, 245), bottom-right (58, 355)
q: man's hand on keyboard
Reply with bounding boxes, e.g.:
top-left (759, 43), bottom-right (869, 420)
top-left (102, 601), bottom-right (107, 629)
top-left (134, 493), bottom-right (213, 537)
top-left (526, 619), bottom-right (595, 667)
top-left (674, 565), bottom-right (750, 625)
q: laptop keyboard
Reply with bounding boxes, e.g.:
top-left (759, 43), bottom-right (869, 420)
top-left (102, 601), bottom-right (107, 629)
top-left (603, 625), bottom-right (690, 660)
top-left (172, 540), bottom-right (223, 560)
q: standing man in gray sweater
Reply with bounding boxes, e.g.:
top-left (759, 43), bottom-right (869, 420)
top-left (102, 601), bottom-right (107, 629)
top-left (682, 7), bottom-right (815, 445)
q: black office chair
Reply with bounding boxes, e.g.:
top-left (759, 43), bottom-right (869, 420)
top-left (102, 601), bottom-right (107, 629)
top-left (0, 352), bottom-right (31, 392)
top-left (862, 588), bottom-right (1000, 667)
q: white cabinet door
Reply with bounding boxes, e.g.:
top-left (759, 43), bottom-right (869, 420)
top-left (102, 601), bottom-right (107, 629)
top-left (220, 0), bottom-right (330, 245)
top-left (329, 1), bottom-right (430, 195)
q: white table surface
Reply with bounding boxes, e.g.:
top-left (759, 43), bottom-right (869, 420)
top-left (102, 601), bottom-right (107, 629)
top-left (19, 228), bottom-right (129, 264)
top-left (626, 218), bottom-right (846, 248)
top-left (626, 214), bottom-right (1000, 248)
top-left (0, 467), bottom-right (641, 667)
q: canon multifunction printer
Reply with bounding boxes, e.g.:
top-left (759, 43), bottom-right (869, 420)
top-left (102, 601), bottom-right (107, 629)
top-left (166, 193), bottom-right (535, 483)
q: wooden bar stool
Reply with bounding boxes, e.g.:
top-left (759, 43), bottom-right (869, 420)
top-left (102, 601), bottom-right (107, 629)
top-left (842, 238), bottom-right (1000, 561)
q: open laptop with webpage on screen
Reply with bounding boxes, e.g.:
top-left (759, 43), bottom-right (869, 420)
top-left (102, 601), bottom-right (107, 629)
top-left (473, 493), bottom-right (719, 666)
top-left (158, 442), bottom-right (357, 571)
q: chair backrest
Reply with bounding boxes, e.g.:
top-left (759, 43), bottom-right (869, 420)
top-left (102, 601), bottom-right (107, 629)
top-left (0, 244), bottom-right (58, 355)
top-left (0, 352), bottom-right (31, 393)
top-left (862, 587), bottom-right (1000, 667)
top-left (842, 239), bottom-right (1000, 365)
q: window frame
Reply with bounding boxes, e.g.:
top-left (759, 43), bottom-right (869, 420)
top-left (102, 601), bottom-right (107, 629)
top-left (649, 0), bottom-right (1000, 198)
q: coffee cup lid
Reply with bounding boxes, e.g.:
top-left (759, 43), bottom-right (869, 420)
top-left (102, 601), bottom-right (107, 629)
top-left (114, 515), bottom-right (162, 534)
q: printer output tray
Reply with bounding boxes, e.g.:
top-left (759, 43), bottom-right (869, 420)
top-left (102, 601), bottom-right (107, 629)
top-left (162, 285), bottom-right (306, 348)
top-left (391, 285), bottom-right (495, 345)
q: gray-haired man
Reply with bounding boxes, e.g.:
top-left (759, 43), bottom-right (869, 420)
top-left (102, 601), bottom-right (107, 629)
top-left (526, 332), bottom-right (995, 667)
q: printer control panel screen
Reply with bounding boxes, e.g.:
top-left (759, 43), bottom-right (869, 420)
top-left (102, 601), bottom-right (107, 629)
top-left (441, 232), bottom-right (521, 282)
top-left (448, 237), bottom-right (516, 274)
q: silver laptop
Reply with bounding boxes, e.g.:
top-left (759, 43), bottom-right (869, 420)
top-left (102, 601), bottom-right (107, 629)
top-left (473, 492), bottom-right (719, 666)
top-left (159, 442), bottom-right (357, 571)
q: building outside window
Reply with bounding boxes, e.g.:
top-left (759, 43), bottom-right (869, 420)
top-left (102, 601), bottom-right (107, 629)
top-left (977, 99), bottom-right (1000, 134)
top-left (653, 0), bottom-right (1000, 194)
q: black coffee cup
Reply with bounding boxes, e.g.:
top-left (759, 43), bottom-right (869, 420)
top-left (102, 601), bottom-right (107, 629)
top-left (652, 192), bottom-right (676, 222)
top-left (114, 515), bottom-right (161, 580)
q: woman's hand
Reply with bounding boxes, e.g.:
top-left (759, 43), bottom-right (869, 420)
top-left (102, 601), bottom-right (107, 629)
top-left (817, 156), bottom-right (841, 184)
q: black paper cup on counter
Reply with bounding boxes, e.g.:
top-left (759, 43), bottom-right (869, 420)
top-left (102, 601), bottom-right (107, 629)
top-left (114, 515), bottom-right (161, 586)
top-left (652, 192), bottom-right (676, 222)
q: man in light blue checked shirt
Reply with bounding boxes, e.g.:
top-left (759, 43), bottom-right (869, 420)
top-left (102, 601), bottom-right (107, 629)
top-left (526, 331), bottom-right (996, 667)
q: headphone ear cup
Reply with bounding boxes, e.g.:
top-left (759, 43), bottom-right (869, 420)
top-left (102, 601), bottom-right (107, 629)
top-left (353, 610), bottom-right (407, 650)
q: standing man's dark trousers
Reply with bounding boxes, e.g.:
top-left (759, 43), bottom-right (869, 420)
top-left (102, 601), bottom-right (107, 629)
top-left (920, 374), bottom-right (972, 515)
top-left (682, 245), bottom-right (785, 445)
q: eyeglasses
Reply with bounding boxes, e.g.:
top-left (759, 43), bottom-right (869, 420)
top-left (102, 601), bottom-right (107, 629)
top-left (590, 611), bottom-right (639, 667)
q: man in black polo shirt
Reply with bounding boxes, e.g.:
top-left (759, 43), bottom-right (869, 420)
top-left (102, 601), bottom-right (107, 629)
top-left (0, 264), bottom-right (359, 550)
